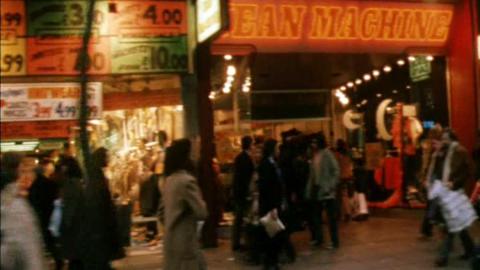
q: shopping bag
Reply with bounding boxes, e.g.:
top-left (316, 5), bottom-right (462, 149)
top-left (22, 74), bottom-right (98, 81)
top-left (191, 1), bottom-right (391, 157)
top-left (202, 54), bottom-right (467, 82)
top-left (260, 210), bottom-right (285, 238)
top-left (48, 199), bottom-right (63, 238)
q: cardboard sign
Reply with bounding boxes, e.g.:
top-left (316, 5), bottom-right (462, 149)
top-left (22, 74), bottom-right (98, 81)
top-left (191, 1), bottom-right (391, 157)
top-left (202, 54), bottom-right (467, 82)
top-left (0, 82), bottom-right (102, 122)
top-left (111, 36), bottom-right (188, 73)
top-left (109, 1), bottom-right (187, 37)
top-left (0, 0), bottom-right (26, 76)
top-left (27, 1), bottom-right (109, 37)
top-left (0, 120), bottom-right (75, 139)
top-left (216, 0), bottom-right (454, 53)
top-left (409, 56), bottom-right (432, 82)
top-left (27, 37), bottom-right (110, 75)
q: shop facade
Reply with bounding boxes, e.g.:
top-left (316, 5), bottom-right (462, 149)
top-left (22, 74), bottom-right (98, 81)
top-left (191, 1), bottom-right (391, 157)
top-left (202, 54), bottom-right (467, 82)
top-left (207, 0), bottom-right (479, 151)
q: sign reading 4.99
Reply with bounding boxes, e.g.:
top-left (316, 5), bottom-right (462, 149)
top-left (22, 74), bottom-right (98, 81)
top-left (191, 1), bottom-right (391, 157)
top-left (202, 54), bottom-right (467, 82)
top-left (0, 0), bottom-right (26, 76)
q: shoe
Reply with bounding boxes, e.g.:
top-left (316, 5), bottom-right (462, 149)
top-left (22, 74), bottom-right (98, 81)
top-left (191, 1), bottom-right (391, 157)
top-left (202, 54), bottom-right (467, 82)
top-left (434, 258), bottom-right (448, 267)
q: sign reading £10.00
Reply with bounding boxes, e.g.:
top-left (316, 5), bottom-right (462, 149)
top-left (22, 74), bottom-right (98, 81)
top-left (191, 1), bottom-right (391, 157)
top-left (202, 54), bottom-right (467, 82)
top-left (0, 83), bottom-right (102, 122)
top-left (0, 0), bottom-right (26, 76)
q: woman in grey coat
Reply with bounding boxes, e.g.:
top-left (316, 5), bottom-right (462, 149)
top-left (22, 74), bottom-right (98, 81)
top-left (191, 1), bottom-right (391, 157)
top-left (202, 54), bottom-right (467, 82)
top-left (163, 139), bottom-right (208, 270)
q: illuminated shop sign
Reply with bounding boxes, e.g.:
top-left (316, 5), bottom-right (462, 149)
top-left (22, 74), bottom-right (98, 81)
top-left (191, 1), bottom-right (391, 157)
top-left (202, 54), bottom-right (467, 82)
top-left (216, 0), bottom-right (454, 53)
top-left (197, 0), bottom-right (223, 43)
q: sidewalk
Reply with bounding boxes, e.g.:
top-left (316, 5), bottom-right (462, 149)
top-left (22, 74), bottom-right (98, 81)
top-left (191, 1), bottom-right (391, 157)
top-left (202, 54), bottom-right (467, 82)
top-left (113, 209), bottom-right (479, 270)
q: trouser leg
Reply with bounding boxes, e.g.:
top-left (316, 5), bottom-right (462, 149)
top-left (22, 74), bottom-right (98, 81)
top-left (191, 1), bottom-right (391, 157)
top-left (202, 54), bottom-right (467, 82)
top-left (232, 203), bottom-right (245, 249)
top-left (459, 229), bottom-right (475, 256)
top-left (325, 199), bottom-right (339, 247)
top-left (439, 231), bottom-right (454, 260)
top-left (313, 201), bottom-right (324, 244)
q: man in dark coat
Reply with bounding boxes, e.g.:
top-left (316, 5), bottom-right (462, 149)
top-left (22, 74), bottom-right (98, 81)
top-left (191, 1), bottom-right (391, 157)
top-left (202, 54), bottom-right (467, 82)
top-left (29, 158), bottom-right (63, 270)
top-left (232, 136), bottom-right (255, 251)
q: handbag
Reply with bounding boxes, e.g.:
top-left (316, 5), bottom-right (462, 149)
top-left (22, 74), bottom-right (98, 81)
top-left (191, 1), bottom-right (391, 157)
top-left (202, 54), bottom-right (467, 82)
top-left (260, 210), bottom-right (285, 238)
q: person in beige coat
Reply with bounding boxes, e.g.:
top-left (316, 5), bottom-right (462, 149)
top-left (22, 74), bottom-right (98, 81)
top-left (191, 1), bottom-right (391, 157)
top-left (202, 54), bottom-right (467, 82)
top-left (162, 139), bottom-right (208, 270)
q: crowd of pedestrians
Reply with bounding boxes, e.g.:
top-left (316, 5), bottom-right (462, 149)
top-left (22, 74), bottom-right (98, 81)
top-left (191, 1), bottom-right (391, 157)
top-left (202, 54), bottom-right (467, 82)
top-left (1, 127), bottom-right (478, 270)
top-left (231, 132), bottom-right (370, 270)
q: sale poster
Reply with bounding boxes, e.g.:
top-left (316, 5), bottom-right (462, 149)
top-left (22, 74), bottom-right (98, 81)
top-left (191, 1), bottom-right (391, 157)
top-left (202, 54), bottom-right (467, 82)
top-left (108, 1), bottom-right (187, 37)
top-left (1, 0), bottom-right (26, 76)
top-left (27, 37), bottom-right (110, 75)
top-left (0, 82), bottom-right (102, 122)
top-left (27, 1), bottom-right (109, 37)
top-left (111, 36), bottom-right (188, 73)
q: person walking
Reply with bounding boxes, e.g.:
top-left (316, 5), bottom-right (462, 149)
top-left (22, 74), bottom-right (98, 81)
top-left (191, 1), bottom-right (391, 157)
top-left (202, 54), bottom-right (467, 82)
top-left (334, 139), bottom-right (354, 222)
top-left (162, 139), bottom-right (208, 270)
top-left (258, 139), bottom-right (292, 270)
top-left (58, 156), bottom-right (88, 270)
top-left (232, 136), bottom-right (255, 251)
top-left (425, 129), bottom-right (476, 267)
top-left (306, 134), bottom-right (340, 248)
top-left (83, 147), bottom-right (124, 270)
top-left (1, 152), bottom-right (47, 270)
top-left (29, 158), bottom-right (63, 270)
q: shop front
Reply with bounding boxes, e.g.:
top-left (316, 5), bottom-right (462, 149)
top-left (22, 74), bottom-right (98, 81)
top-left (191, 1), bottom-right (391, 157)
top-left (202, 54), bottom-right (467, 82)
top-left (204, 0), bottom-right (479, 207)
top-left (0, 0), bottom-right (192, 250)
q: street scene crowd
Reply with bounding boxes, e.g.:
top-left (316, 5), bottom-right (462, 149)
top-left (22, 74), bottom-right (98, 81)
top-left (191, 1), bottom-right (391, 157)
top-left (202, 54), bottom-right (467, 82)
top-left (1, 126), bottom-right (480, 270)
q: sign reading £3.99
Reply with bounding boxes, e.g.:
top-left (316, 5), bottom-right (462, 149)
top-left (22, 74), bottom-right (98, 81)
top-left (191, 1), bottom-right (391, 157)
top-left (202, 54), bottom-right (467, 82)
top-left (0, 83), bottom-right (102, 122)
top-left (0, 0), bottom-right (26, 76)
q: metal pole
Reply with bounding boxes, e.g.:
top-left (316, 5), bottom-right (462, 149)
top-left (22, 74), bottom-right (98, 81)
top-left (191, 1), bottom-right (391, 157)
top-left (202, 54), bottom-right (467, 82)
top-left (78, 0), bottom-right (96, 180)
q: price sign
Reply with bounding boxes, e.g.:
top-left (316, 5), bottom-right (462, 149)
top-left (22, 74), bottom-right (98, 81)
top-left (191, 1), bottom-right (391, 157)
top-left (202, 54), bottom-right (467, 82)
top-left (27, 37), bottom-right (110, 75)
top-left (111, 36), bottom-right (188, 73)
top-left (28, 1), bottom-right (108, 38)
top-left (1, 0), bottom-right (26, 76)
top-left (109, 1), bottom-right (187, 37)
top-left (0, 83), bottom-right (102, 122)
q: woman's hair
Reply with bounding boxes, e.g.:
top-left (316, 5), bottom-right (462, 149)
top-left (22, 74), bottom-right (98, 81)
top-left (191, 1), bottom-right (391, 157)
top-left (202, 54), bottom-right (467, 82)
top-left (316, 133), bottom-right (327, 150)
top-left (164, 139), bottom-right (193, 177)
top-left (442, 128), bottom-right (458, 142)
top-left (92, 147), bottom-right (109, 169)
top-left (336, 139), bottom-right (348, 155)
top-left (262, 139), bottom-right (278, 160)
top-left (0, 152), bottom-right (24, 191)
top-left (59, 156), bottom-right (83, 179)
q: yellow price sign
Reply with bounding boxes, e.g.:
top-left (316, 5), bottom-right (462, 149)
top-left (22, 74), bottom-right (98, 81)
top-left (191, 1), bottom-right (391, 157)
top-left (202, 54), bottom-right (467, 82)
top-left (0, 0), bottom-right (26, 76)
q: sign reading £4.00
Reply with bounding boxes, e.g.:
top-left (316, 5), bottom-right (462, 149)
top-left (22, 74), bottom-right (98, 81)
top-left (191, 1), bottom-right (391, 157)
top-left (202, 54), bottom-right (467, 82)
top-left (0, 0), bottom-right (26, 76)
top-left (0, 83), bottom-right (102, 122)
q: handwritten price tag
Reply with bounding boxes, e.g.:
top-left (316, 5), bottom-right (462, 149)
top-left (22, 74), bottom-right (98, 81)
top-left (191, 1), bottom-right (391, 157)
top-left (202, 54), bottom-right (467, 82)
top-left (27, 37), bottom-right (110, 75)
top-left (111, 36), bottom-right (188, 73)
top-left (109, 1), bottom-right (187, 37)
top-left (0, 0), bottom-right (26, 76)
top-left (27, 1), bottom-right (108, 38)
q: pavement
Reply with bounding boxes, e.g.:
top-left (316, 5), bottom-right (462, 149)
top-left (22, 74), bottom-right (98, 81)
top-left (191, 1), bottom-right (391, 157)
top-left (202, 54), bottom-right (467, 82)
top-left (112, 209), bottom-right (480, 270)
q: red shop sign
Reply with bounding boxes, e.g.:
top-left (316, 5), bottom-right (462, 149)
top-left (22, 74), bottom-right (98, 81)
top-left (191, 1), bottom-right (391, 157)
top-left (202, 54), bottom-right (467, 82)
top-left (215, 0), bottom-right (454, 53)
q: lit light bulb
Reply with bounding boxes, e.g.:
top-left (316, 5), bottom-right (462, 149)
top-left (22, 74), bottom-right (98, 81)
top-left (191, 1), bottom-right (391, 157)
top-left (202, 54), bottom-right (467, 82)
top-left (242, 85), bottom-right (250, 93)
top-left (340, 86), bottom-right (347, 91)
top-left (347, 82), bottom-right (354, 88)
top-left (426, 55), bottom-right (434, 61)
top-left (209, 91), bottom-right (216, 100)
top-left (335, 90), bottom-right (343, 98)
top-left (376, 93), bottom-right (382, 98)
top-left (227, 65), bottom-right (236, 76)
top-left (361, 99), bottom-right (368, 105)
top-left (372, 70), bottom-right (380, 77)
top-left (383, 65), bottom-right (392, 73)
top-left (224, 54), bottom-right (233, 61)
top-left (340, 96), bottom-right (349, 105)
top-left (355, 79), bottom-right (362, 85)
top-left (406, 85), bottom-right (411, 89)
top-left (397, 59), bottom-right (406, 66)
top-left (393, 89), bottom-right (398, 94)
top-left (408, 56), bottom-right (416, 62)
top-left (224, 81), bottom-right (232, 88)
top-left (222, 86), bottom-right (231, 94)
top-left (226, 76), bottom-right (234, 82)
top-left (363, 74), bottom-right (372, 81)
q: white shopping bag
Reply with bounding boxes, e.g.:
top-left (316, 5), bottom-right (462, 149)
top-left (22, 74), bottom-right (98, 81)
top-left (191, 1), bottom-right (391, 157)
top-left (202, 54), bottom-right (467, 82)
top-left (260, 210), bottom-right (285, 238)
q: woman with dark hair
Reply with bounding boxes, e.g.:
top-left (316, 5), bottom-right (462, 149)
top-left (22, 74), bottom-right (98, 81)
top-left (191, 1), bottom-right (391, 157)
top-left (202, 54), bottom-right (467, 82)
top-left (58, 156), bottom-right (88, 270)
top-left (1, 152), bottom-right (47, 270)
top-left (257, 139), bottom-right (292, 270)
top-left (82, 147), bottom-right (124, 270)
top-left (163, 139), bottom-right (208, 270)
